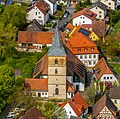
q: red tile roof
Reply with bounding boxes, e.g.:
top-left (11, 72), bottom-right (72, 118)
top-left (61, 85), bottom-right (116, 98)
top-left (25, 78), bottom-right (48, 91)
top-left (18, 31), bottom-right (53, 44)
top-left (22, 107), bottom-right (46, 119)
top-left (66, 81), bottom-right (75, 93)
top-left (72, 8), bottom-right (97, 21)
top-left (65, 23), bottom-right (75, 31)
top-left (68, 92), bottom-right (89, 117)
top-left (93, 57), bottom-right (113, 80)
top-left (26, 0), bottom-right (49, 15)
top-left (70, 25), bottom-right (92, 37)
top-left (64, 33), bottom-right (99, 55)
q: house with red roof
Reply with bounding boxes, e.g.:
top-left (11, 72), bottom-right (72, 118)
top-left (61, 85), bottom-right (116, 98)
top-left (60, 92), bottom-right (89, 119)
top-left (26, 0), bottom-right (50, 25)
top-left (72, 8), bottom-right (97, 26)
top-left (17, 31), bottom-right (53, 52)
top-left (92, 57), bottom-right (119, 86)
top-left (63, 33), bottom-right (100, 68)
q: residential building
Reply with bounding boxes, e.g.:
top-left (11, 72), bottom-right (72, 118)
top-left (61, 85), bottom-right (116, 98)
top-left (18, 31), bottom-right (53, 52)
top-left (22, 107), bottom-right (46, 119)
top-left (90, 2), bottom-right (107, 20)
top-left (25, 26), bottom-right (86, 99)
top-left (65, 25), bottom-right (99, 41)
top-left (63, 33), bottom-right (100, 68)
top-left (93, 93), bottom-right (118, 119)
top-left (109, 86), bottom-right (120, 110)
top-left (27, 19), bottom-right (44, 31)
top-left (82, 24), bottom-right (93, 31)
top-left (92, 20), bottom-right (106, 38)
top-left (92, 57), bottom-right (119, 86)
top-left (43, 0), bottom-right (57, 15)
top-left (26, 0), bottom-right (50, 25)
top-left (72, 8), bottom-right (97, 26)
top-left (60, 92), bottom-right (89, 119)
top-left (100, 0), bottom-right (116, 10)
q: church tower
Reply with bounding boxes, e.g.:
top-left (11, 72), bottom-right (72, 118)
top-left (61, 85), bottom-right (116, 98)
top-left (48, 26), bottom-right (67, 99)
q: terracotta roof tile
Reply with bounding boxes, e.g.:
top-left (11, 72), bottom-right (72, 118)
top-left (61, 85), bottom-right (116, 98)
top-left (26, 0), bottom-right (49, 15)
top-left (93, 94), bottom-right (117, 118)
top-left (68, 92), bottom-right (89, 117)
top-left (65, 23), bottom-right (75, 31)
top-left (82, 24), bottom-right (93, 29)
top-left (25, 78), bottom-right (48, 91)
top-left (66, 81), bottom-right (75, 93)
top-left (72, 8), bottom-right (97, 21)
top-left (18, 31), bottom-right (53, 45)
top-left (22, 107), bottom-right (46, 119)
top-left (64, 33), bottom-right (99, 55)
top-left (93, 57), bottom-right (113, 80)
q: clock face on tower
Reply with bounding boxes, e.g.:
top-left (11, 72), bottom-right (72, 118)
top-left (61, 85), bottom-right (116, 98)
top-left (59, 58), bottom-right (65, 65)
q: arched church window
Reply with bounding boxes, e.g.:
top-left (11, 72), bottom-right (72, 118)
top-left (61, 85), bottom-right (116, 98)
top-left (55, 58), bottom-right (58, 64)
top-left (55, 88), bottom-right (59, 95)
top-left (55, 68), bottom-right (58, 74)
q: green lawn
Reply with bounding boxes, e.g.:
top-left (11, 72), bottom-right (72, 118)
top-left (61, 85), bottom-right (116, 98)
top-left (110, 63), bottom-right (120, 74)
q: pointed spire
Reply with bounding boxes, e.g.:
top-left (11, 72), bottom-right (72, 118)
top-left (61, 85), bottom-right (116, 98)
top-left (48, 25), bottom-right (66, 56)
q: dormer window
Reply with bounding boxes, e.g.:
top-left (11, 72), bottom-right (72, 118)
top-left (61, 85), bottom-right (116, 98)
top-left (84, 48), bottom-right (87, 52)
top-left (77, 49), bottom-right (81, 52)
top-left (91, 48), bottom-right (94, 51)
top-left (55, 58), bottom-right (58, 64)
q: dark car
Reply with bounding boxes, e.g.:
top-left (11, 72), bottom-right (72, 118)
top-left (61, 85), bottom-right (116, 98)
top-left (60, 21), bottom-right (68, 31)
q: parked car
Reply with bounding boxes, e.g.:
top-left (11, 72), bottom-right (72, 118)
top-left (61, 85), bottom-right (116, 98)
top-left (14, 108), bottom-right (20, 112)
top-left (60, 21), bottom-right (68, 31)
top-left (63, 11), bottom-right (69, 18)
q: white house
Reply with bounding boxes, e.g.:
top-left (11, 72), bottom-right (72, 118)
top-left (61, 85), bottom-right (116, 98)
top-left (92, 57), bottom-right (119, 85)
top-left (100, 0), bottom-right (116, 10)
top-left (43, 0), bottom-right (57, 15)
top-left (61, 92), bottom-right (89, 119)
top-left (26, 0), bottom-right (50, 25)
top-left (64, 32), bottom-right (100, 69)
top-left (72, 8), bottom-right (97, 26)
top-left (90, 1), bottom-right (108, 20)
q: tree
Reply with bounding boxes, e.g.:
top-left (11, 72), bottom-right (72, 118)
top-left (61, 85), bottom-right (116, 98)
top-left (2, 4), bottom-right (26, 28)
top-left (0, 64), bottom-right (15, 112)
top-left (109, 10), bottom-right (120, 26)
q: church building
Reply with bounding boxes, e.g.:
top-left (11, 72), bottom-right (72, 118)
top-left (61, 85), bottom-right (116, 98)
top-left (25, 26), bottom-right (86, 99)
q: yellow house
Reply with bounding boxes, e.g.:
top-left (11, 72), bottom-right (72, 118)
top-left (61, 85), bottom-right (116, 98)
top-left (109, 86), bottom-right (120, 111)
top-left (66, 25), bottom-right (100, 41)
top-left (90, 31), bottom-right (100, 41)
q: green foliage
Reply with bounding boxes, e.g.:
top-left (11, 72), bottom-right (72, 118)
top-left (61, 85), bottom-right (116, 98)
top-left (114, 20), bottom-right (120, 29)
top-left (0, 64), bottom-right (15, 112)
top-left (38, 102), bottom-right (66, 119)
top-left (109, 10), bottom-right (120, 27)
top-left (110, 63), bottom-right (120, 74)
top-left (84, 84), bottom-right (96, 105)
top-left (0, 4), bottom-right (4, 14)
top-left (2, 4), bottom-right (27, 28)
top-left (75, 5), bottom-right (81, 12)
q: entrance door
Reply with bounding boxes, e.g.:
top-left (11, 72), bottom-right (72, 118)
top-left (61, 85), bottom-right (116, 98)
top-left (38, 93), bottom-right (41, 97)
top-left (76, 85), bottom-right (79, 91)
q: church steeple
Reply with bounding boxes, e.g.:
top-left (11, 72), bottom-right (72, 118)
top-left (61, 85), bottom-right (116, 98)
top-left (48, 25), bottom-right (66, 56)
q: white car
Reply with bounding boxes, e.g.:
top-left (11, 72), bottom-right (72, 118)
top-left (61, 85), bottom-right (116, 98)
top-left (14, 108), bottom-right (20, 112)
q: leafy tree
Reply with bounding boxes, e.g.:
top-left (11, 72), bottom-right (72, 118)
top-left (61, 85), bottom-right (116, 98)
top-left (84, 84), bottom-right (96, 104)
top-left (0, 64), bottom-right (15, 112)
top-left (109, 10), bottom-right (120, 26)
top-left (75, 5), bottom-right (81, 11)
top-left (39, 102), bottom-right (66, 119)
top-left (0, 4), bottom-right (4, 15)
top-left (2, 4), bottom-right (26, 28)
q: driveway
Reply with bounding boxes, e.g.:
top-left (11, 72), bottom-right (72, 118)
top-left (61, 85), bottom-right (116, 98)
top-left (58, 4), bottom-right (75, 29)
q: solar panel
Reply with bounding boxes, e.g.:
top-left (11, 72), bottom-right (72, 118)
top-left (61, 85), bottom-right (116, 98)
top-left (78, 28), bottom-right (90, 36)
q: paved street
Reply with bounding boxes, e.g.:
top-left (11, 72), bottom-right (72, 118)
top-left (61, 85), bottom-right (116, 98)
top-left (58, 4), bottom-right (75, 29)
